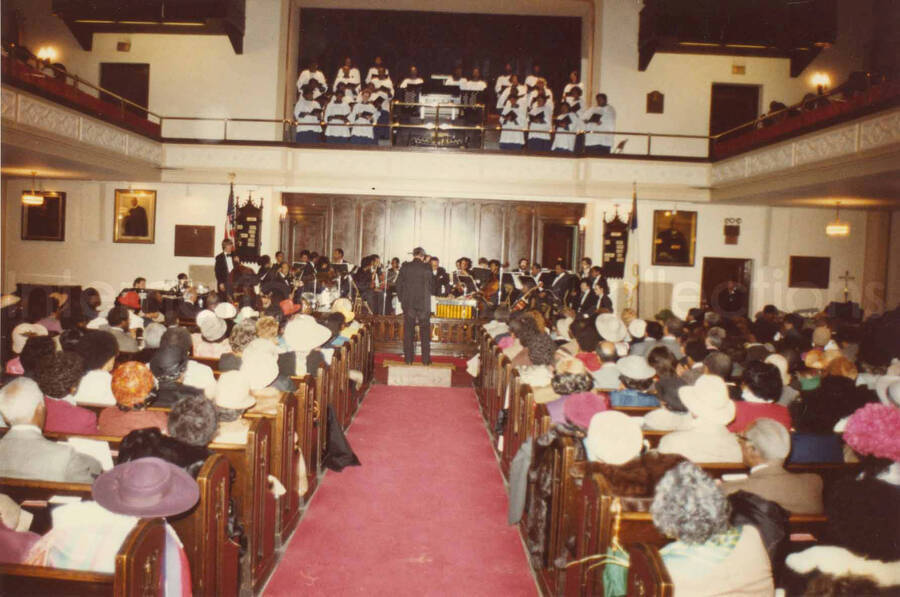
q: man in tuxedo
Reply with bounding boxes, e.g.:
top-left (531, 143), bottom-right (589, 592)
top-left (430, 257), bottom-right (450, 297)
top-left (214, 239), bottom-right (234, 300)
top-left (549, 262), bottom-right (572, 302)
top-left (397, 248), bottom-right (433, 365)
top-left (575, 279), bottom-right (598, 314)
top-left (716, 280), bottom-right (748, 319)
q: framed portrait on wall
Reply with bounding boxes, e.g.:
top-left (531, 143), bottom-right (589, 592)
top-left (21, 192), bottom-right (66, 241)
top-left (652, 210), bottom-right (697, 266)
top-left (114, 189), bottom-right (156, 243)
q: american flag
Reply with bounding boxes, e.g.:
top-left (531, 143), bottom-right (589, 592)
top-left (623, 182), bottom-right (640, 313)
top-left (225, 183), bottom-right (236, 241)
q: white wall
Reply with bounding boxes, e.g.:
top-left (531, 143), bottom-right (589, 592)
top-left (1, 179), bottom-right (283, 306)
top-left (596, 0), bottom-right (874, 143)
top-left (582, 199), bottom-right (872, 319)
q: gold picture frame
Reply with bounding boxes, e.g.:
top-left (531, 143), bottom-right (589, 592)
top-left (114, 189), bottom-right (156, 243)
top-left (652, 210), bottom-right (697, 267)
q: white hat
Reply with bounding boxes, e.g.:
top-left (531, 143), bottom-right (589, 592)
top-left (214, 302), bottom-right (237, 320)
top-left (595, 313), bottom-right (626, 343)
top-left (765, 354), bottom-right (791, 386)
top-left (555, 316), bottom-right (573, 339)
top-left (678, 374), bottom-right (736, 425)
top-left (283, 315), bottom-right (331, 352)
top-left (235, 306), bottom-right (259, 323)
top-left (215, 371), bottom-right (256, 410)
top-left (197, 310), bottom-right (227, 342)
top-left (240, 339), bottom-right (279, 390)
top-left (11, 323), bottom-right (48, 354)
top-left (616, 355), bottom-right (655, 381)
top-left (331, 298), bottom-right (355, 323)
top-left (628, 319), bottom-right (647, 339)
top-left (0, 494), bottom-right (33, 532)
top-left (585, 411), bottom-right (643, 464)
top-left (875, 376), bottom-right (900, 407)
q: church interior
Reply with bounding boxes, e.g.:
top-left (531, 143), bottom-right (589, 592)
top-left (0, 0), bottom-right (898, 595)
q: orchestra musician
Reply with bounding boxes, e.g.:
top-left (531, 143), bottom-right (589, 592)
top-left (451, 258), bottom-right (477, 297)
top-left (574, 278), bottom-right (599, 315)
top-left (354, 255), bottom-right (376, 313)
top-left (513, 257), bottom-right (530, 275)
top-left (429, 257), bottom-right (451, 297)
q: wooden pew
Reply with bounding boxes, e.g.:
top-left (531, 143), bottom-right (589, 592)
top-left (626, 543), bottom-right (673, 597)
top-left (0, 519), bottom-right (165, 597)
top-left (1, 454), bottom-right (238, 597)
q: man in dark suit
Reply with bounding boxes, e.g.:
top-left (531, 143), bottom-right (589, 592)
top-left (549, 262), bottom-right (573, 302)
top-left (397, 247), bottom-right (433, 365)
top-left (574, 279), bottom-right (598, 314)
top-left (429, 257), bottom-right (450, 297)
top-left (214, 238), bottom-right (235, 300)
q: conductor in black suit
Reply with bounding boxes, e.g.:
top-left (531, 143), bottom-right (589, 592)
top-left (397, 247), bottom-right (433, 365)
top-left (214, 238), bottom-right (235, 300)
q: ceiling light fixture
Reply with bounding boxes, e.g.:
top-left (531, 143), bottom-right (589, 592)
top-left (21, 172), bottom-right (44, 206)
top-left (825, 201), bottom-right (850, 237)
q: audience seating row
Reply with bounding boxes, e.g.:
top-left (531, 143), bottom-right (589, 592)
top-left (1, 322), bottom-right (375, 595)
top-left (475, 327), bottom-right (859, 596)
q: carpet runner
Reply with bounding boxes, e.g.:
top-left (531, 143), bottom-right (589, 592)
top-left (264, 385), bottom-right (537, 596)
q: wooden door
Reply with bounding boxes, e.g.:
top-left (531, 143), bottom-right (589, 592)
top-left (701, 257), bottom-right (753, 318)
top-left (709, 83), bottom-right (760, 136)
top-left (541, 223), bottom-right (576, 269)
top-left (99, 63), bottom-right (150, 117)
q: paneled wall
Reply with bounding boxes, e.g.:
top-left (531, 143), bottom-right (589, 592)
top-left (281, 194), bottom-right (585, 267)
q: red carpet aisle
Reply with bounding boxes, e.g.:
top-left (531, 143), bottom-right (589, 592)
top-left (264, 385), bottom-right (537, 596)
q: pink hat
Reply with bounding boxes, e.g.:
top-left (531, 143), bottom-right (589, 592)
top-left (92, 457), bottom-right (199, 517)
top-left (843, 403), bottom-right (900, 462)
top-left (563, 391), bottom-right (609, 429)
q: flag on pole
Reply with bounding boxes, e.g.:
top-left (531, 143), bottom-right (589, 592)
top-left (623, 182), bottom-right (640, 313)
top-left (225, 182), bottom-right (236, 242)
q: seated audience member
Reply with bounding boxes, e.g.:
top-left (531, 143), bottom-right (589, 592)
top-left (117, 395), bottom-right (217, 478)
top-left (17, 335), bottom-right (57, 380)
top-left (25, 458), bottom-right (197, 587)
top-left (102, 305), bottom-right (139, 353)
top-left (522, 329), bottom-right (556, 367)
top-left (322, 312), bottom-right (348, 347)
top-left (585, 411), bottom-right (686, 494)
top-left (659, 317), bottom-right (685, 359)
top-left (132, 321), bottom-right (166, 362)
top-left (242, 340), bottom-right (286, 412)
top-left (5, 323), bottom-right (49, 375)
top-left (80, 287), bottom-right (103, 323)
top-left (790, 375), bottom-right (873, 435)
top-left (721, 418), bottom-right (824, 514)
top-left (279, 318), bottom-right (331, 377)
top-left (149, 344), bottom-right (205, 408)
top-left (212, 371), bottom-right (256, 444)
top-left (0, 494), bottom-right (41, 564)
top-left (569, 316), bottom-right (602, 370)
top-left (679, 339), bottom-right (709, 384)
top-left (595, 313), bottom-right (627, 348)
top-left (543, 359), bottom-right (597, 423)
top-left (192, 310), bottom-right (231, 359)
top-left (822, 403), bottom-right (900, 562)
top-left (659, 374), bottom-right (743, 463)
top-left (647, 345), bottom-right (678, 380)
top-left (36, 294), bottom-right (66, 334)
top-left (592, 341), bottom-right (620, 389)
top-left (631, 320), bottom-right (663, 357)
top-left (610, 355), bottom-right (659, 407)
top-left (627, 318), bottom-right (648, 353)
top-left (651, 462), bottom-right (774, 596)
top-left (35, 351), bottom-right (98, 434)
top-left (0, 378), bottom-right (101, 483)
top-left (642, 376), bottom-right (692, 431)
top-left (729, 361), bottom-right (790, 432)
top-left (98, 362), bottom-right (168, 437)
top-left (72, 330), bottom-right (119, 406)
top-left (158, 326), bottom-right (216, 398)
top-left (764, 353), bottom-right (798, 406)
top-left (219, 319), bottom-right (258, 371)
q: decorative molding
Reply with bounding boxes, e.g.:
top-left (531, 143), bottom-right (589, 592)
top-left (859, 111), bottom-right (900, 151)
top-left (711, 106), bottom-right (900, 186)
top-left (0, 89), bottom-right (16, 120)
top-left (127, 135), bottom-right (163, 163)
top-left (81, 119), bottom-right (128, 154)
top-left (17, 94), bottom-right (80, 139)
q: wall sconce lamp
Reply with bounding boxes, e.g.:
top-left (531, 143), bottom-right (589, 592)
top-left (578, 216), bottom-right (588, 232)
top-left (21, 172), bottom-right (44, 206)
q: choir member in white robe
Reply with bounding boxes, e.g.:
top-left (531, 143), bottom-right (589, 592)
top-left (551, 102), bottom-right (582, 153)
top-left (293, 86), bottom-right (323, 144)
top-left (494, 63), bottom-right (514, 101)
top-left (333, 57), bottom-right (361, 100)
top-left (324, 90), bottom-right (352, 143)
top-left (526, 95), bottom-right (553, 152)
top-left (562, 71), bottom-right (584, 103)
top-left (497, 74), bottom-right (527, 110)
top-left (524, 64), bottom-right (543, 94)
top-left (398, 66), bottom-right (425, 120)
top-left (370, 70), bottom-right (394, 140)
top-left (498, 94), bottom-right (526, 150)
top-left (583, 93), bottom-right (616, 155)
top-left (527, 78), bottom-right (554, 109)
top-left (365, 56), bottom-right (390, 85)
top-left (349, 89), bottom-right (379, 145)
top-left (296, 61), bottom-right (327, 99)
